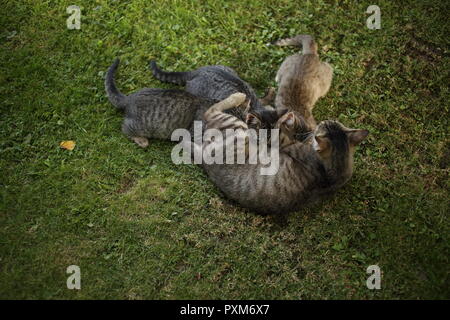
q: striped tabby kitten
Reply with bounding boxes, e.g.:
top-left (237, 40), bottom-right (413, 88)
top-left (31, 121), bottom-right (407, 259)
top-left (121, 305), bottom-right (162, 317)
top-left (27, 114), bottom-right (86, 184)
top-left (187, 93), bottom-right (298, 165)
top-left (274, 35), bottom-right (333, 129)
top-left (105, 58), bottom-right (214, 147)
top-left (190, 97), bottom-right (368, 214)
top-left (105, 59), bottom-right (276, 147)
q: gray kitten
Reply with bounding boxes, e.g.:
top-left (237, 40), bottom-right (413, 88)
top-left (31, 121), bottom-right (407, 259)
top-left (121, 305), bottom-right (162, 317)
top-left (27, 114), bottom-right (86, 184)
top-left (189, 95), bottom-right (368, 214)
top-left (149, 61), bottom-right (281, 129)
top-left (274, 35), bottom-right (333, 129)
top-left (105, 59), bottom-right (274, 147)
top-left (105, 58), bottom-right (213, 147)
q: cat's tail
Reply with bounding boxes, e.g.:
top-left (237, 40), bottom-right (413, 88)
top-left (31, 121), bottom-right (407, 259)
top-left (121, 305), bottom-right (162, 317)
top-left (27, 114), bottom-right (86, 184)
top-left (274, 34), bottom-right (318, 55)
top-left (149, 60), bottom-right (190, 85)
top-left (105, 58), bottom-right (128, 111)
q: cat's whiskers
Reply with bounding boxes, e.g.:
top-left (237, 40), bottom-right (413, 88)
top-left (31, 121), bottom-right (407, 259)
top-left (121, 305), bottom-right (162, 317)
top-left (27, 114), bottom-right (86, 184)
top-left (295, 130), bottom-right (314, 142)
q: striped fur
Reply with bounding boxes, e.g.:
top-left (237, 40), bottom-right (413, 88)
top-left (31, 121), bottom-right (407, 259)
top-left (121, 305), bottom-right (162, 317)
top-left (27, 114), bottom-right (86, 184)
top-left (195, 108), bottom-right (368, 214)
top-left (150, 60), bottom-right (280, 130)
top-left (105, 59), bottom-right (214, 147)
top-left (274, 35), bottom-right (333, 129)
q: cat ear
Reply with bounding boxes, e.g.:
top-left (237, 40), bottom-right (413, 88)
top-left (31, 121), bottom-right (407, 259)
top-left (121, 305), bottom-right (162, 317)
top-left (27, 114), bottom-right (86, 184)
top-left (346, 129), bottom-right (369, 146)
top-left (276, 108), bottom-right (288, 118)
top-left (246, 113), bottom-right (261, 127)
top-left (281, 112), bottom-right (296, 129)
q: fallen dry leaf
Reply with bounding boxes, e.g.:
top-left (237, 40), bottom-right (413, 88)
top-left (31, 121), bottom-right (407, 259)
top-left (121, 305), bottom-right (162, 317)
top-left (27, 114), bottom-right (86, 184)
top-left (60, 140), bottom-right (76, 151)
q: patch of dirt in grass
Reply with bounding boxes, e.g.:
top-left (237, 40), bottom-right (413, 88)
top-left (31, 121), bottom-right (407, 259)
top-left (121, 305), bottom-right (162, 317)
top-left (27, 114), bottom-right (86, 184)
top-left (438, 141), bottom-right (450, 169)
top-left (405, 36), bottom-right (447, 63)
top-left (116, 174), bottom-right (136, 194)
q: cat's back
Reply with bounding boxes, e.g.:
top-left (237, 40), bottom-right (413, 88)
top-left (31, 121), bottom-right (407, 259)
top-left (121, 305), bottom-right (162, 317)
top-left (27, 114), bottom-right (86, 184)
top-left (185, 66), bottom-right (256, 101)
top-left (276, 53), bottom-right (325, 111)
top-left (125, 88), bottom-right (210, 139)
top-left (193, 65), bottom-right (239, 77)
top-left (130, 87), bottom-right (197, 102)
top-left (279, 53), bottom-right (321, 83)
top-left (129, 88), bottom-right (205, 111)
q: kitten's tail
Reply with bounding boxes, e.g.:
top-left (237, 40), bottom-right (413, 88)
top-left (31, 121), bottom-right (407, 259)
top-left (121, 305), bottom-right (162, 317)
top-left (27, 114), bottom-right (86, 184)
top-left (149, 60), bottom-right (190, 85)
top-left (274, 34), bottom-right (318, 55)
top-left (105, 58), bottom-right (128, 111)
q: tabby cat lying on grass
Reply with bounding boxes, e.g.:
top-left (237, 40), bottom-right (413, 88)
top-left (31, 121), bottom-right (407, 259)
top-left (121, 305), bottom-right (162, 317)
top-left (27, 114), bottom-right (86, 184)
top-left (186, 93), bottom-right (368, 214)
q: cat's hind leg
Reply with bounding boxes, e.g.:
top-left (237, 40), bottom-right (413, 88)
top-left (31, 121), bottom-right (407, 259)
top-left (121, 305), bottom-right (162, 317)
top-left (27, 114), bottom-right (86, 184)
top-left (121, 118), bottom-right (149, 148)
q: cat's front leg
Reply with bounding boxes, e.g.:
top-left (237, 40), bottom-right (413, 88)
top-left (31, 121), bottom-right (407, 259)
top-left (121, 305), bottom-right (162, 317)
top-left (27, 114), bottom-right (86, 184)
top-left (204, 92), bottom-right (247, 119)
top-left (131, 136), bottom-right (149, 148)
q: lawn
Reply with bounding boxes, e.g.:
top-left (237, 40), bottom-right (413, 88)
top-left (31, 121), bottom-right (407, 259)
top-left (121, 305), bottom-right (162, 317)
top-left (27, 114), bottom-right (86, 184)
top-left (0, 0), bottom-right (448, 299)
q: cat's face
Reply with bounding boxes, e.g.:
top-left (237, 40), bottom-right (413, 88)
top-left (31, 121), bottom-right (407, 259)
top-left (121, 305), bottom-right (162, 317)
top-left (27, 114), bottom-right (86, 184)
top-left (272, 111), bottom-right (314, 148)
top-left (311, 120), bottom-right (369, 173)
top-left (276, 111), bottom-right (309, 135)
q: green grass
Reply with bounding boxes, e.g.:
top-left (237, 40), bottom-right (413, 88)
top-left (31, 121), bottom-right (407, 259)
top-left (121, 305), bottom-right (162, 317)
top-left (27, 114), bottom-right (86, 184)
top-left (0, 0), bottom-right (448, 299)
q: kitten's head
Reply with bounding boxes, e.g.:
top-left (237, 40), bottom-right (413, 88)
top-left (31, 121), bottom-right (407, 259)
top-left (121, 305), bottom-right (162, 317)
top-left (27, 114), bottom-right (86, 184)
top-left (245, 106), bottom-right (287, 130)
top-left (245, 107), bottom-right (287, 146)
top-left (246, 109), bottom-right (311, 147)
top-left (275, 111), bottom-right (311, 146)
top-left (311, 120), bottom-right (369, 181)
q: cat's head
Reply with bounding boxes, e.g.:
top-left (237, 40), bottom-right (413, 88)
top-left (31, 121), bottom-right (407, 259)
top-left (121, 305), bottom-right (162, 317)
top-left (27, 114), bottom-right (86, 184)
top-left (246, 109), bottom-right (311, 147)
top-left (311, 120), bottom-right (369, 180)
top-left (275, 111), bottom-right (311, 145)
top-left (245, 106), bottom-right (287, 130)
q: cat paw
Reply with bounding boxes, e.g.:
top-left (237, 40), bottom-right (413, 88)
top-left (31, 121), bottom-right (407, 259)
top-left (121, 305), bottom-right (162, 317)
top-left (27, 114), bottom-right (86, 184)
top-left (132, 136), bottom-right (149, 148)
top-left (228, 92), bottom-right (247, 105)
